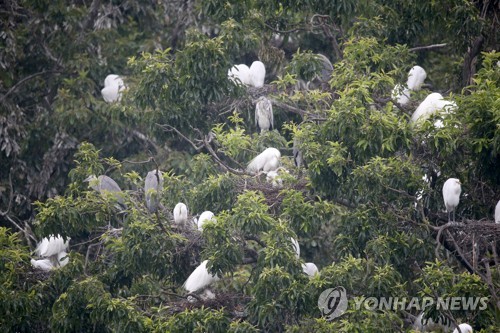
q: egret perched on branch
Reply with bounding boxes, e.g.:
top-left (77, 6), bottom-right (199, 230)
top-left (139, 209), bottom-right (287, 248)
top-left (494, 200), bottom-right (500, 223)
top-left (228, 64), bottom-right (252, 86)
top-left (197, 211), bottom-right (215, 231)
top-left (407, 66), bottom-right (427, 91)
top-left (174, 202), bottom-right (188, 225)
top-left (302, 262), bottom-right (319, 277)
top-left (452, 323), bottom-right (473, 333)
top-left (410, 93), bottom-right (456, 125)
top-left (255, 96), bottom-right (273, 133)
top-left (101, 74), bottom-right (126, 103)
top-left (183, 260), bottom-right (220, 293)
top-left (250, 61), bottom-right (266, 88)
top-left (144, 169), bottom-right (163, 213)
top-left (392, 66), bottom-right (426, 106)
top-left (246, 148), bottom-right (281, 174)
top-left (443, 178), bottom-right (461, 222)
top-left (85, 175), bottom-right (126, 207)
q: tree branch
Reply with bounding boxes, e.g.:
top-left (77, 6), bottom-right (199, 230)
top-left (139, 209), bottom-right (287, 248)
top-left (409, 43), bottom-right (447, 52)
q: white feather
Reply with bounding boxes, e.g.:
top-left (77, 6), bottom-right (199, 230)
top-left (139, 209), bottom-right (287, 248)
top-left (198, 211), bottom-right (215, 231)
top-left (228, 64), bottom-right (252, 86)
top-left (36, 235), bottom-right (70, 258)
top-left (291, 237), bottom-right (300, 259)
top-left (102, 74), bottom-right (126, 103)
top-left (391, 84), bottom-right (411, 105)
top-left (302, 262), bottom-right (319, 277)
top-left (31, 258), bottom-right (54, 271)
top-left (246, 148), bottom-right (281, 174)
top-left (443, 178), bottom-right (461, 213)
top-left (410, 93), bottom-right (456, 125)
top-left (250, 61), bottom-right (266, 88)
top-left (407, 66), bottom-right (427, 91)
top-left (255, 96), bottom-right (273, 132)
top-left (57, 251), bottom-right (69, 267)
top-left (174, 202), bottom-right (188, 224)
top-left (494, 200), bottom-right (500, 223)
top-left (452, 323), bottom-right (473, 333)
top-left (183, 260), bottom-right (220, 293)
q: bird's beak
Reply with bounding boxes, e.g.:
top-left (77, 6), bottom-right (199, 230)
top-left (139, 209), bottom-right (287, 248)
top-left (83, 176), bottom-right (93, 182)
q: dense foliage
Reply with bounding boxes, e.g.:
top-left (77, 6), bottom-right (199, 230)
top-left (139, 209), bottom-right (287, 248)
top-left (1, 0), bottom-right (499, 332)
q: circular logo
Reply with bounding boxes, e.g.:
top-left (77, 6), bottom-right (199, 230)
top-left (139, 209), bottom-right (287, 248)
top-left (318, 286), bottom-right (348, 321)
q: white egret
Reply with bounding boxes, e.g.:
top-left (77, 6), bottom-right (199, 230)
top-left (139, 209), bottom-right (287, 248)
top-left (246, 147), bottom-right (281, 174)
top-left (197, 211), bottom-right (215, 231)
top-left (31, 258), bottom-right (54, 271)
top-left (410, 93), bottom-right (456, 125)
top-left (36, 235), bottom-right (70, 258)
top-left (407, 66), bottom-right (427, 91)
top-left (228, 64), bottom-right (252, 86)
top-left (495, 200), bottom-right (500, 223)
top-left (183, 260), bottom-right (220, 293)
top-left (249, 61), bottom-right (266, 88)
top-left (443, 178), bottom-right (461, 222)
top-left (255, 96), bottom-right (273, 133)
top-left (291, 237), bottom-right (300, 259)
top-left (174, 202), bottom-right (188, 225)
top-left (101, 74), bottom-right (126, 103)
top-left (452, 323), bottom-right (473, 333)
top-left (144, 169), bottom-right (163, 213)
top-left (302, 262), bottom-right (319, 277)
top-left (85, 175), bottom-right (125, 206)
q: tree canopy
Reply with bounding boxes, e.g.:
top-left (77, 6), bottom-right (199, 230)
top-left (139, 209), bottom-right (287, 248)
top-left (1, 0), bottom-right (499, 332)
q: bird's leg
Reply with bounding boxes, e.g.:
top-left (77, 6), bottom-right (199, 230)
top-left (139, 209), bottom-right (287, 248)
top-left (452, 210), bottom-right (455, 223)
top-left (448, 211), bottom-right (451, 223)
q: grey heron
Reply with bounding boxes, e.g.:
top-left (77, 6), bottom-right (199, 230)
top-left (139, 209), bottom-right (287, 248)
top-left (255, 96), bottom-right (273, 133)
top-left (144, 169), bottom-right (163, 213)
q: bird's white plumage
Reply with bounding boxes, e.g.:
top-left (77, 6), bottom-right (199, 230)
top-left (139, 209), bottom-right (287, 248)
top-left (183, 260), bottom-right (220, 293)
top-left (302, 262), bottom-right (319, 277)
top-left (250, 61), bottom-right (266, 88)
top-left (198, 211), bottom-right (215, 231)
top-left (495, 200), bottom-right (500, 223)
top-left (36, 235), bottom-right (70, 258)
top-left (57, 251), bottom-right (69, 267)
top-left (391, 84), bottom-right (411, 106)
top-left (228, 64), bottom-right (252, 86)
top-left (31, 258), bottom-right (54, 271)
top-left (452, 323), bottom-right (473, 333)
top-left (407, 66), bottom-right (427, 91)
top-left (291, 237), bottom-right (300, 259)
top-left (410, 93), bottom-right (456, 124)
top-left (246, 148), bottom-right (281, 174)
top-left (174, 202), bottom-right (188, 225)
top-left (443, 178), bottom-right (461, 222)
top-left (102, 74), bottom-right (126, 103)
top-left (255, 96), bottom-right (273, 132)
top-left (144, 170), bottom-right (163, 213)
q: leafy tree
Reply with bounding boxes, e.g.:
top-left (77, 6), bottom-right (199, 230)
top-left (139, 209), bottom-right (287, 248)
top-left (1, 0), bottom-right (499, 332)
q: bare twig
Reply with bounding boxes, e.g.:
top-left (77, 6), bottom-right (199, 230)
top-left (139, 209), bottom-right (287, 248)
top-left (1, 70), bottom-right (62, 102)
top-left (409, 43), bottom-right (448, 52)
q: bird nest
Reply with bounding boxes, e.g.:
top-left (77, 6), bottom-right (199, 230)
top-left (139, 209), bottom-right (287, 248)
top-left (437, 220), bottom-right (500, 273)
